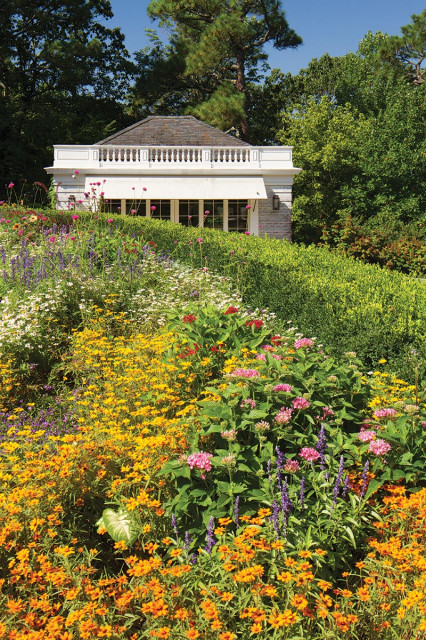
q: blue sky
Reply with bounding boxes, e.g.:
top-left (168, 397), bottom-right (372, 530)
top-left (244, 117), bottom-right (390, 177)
top-left (107, 0), bottom-right (425, 76)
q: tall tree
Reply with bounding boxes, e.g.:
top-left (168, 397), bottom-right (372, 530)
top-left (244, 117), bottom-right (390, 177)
top-left (145, 0), bottom-right (301, 141)
top-left (0, 0), bottom-right (133, 195)
top-left (279, 24), bottom-right (426, 243)
top-left (378, 10), bottom-right (425, 85)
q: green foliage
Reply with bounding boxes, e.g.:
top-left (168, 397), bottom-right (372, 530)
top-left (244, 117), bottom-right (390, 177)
top-left (145, 0), bottom-right (301, 139)
top-left (0, 0), bottom-right (134, 195)
top-left (158, 340), bottom-right (376, 572)
top-left (378, 10), bottom-right (426, 85)
top-left (319, 217), bottom-right (426, 276)
top-left (72, 211), bottom-right (425, 380)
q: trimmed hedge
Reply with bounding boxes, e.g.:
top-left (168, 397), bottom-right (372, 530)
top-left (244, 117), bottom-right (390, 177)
top-left (54, 212), bottom-right (426, 380)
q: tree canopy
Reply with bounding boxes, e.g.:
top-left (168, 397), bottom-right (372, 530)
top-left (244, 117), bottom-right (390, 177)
top-left (144, 0), bottom-right (302, 140)
top-left (0, 0), bottom-right (133, 191)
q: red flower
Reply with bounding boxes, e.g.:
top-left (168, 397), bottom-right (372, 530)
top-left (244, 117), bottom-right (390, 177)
top-left (246, 319), bottom-right (264, 329)
top-left (224, 306), bottom-right (239, 315)
top-left (271, 335), bottom-right (284, 346)
top-left (183, 314), bottom-right (196, 323)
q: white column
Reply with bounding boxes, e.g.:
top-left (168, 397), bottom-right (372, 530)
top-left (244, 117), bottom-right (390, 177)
top-left (248, 199), bottom-right (258, 235)
top-left (198, 200), bottom-right (204, 228)
top-left (223, 200), bottom-right (229, 232)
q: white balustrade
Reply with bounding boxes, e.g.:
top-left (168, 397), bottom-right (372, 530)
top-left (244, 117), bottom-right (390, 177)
top-left (52, 144), bottom-right (294, 171)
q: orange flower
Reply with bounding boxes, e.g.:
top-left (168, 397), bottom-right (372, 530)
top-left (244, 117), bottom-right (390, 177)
top-left (185, 630), bottom-right (200, 639)
top-left (357, 587), bottom-right (370, 602)
top-left (268, 609), bottom-right (299, 628)
top-left (218, 633), bottom-right (235, 640)
top-left (290, 594), bottom-right (308, 610)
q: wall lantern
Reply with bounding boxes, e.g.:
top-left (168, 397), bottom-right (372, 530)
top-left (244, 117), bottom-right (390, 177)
top-left (272, 194), bottom-right (280, 210)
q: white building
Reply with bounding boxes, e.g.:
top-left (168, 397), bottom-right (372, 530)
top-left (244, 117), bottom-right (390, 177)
top-left (45, 116), bottom-right (301, 239)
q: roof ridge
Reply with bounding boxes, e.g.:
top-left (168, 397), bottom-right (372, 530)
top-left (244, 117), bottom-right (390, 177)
top-left (95, 115), bottom-right (250, 147)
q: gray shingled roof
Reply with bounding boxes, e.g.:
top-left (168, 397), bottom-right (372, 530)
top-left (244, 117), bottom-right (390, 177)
top-left (96, 116), bottom-right (251, 147)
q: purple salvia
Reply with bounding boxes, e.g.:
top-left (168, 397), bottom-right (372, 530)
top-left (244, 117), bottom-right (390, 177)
top-left (342, 475), bottom-right (350, 498)
top-left (315, 423), bottom-right (328, 470)
top-left (331, 455), bottom-right (345, 512)
top-left (360, 460), bottom-right (370, 498)
top-left (271, 500), bottom-right (280, 540)
top-left (184, 531), bottom-right (192, 551)
top-left (171, 514), bottom-right (178, 537)
top-left (276, 446), bottom-right (285, 490)
top-left (280, 476), bottom-right (292, 534)
top-left (204, 516), bottom-right (216, 554)
top-left (234, 496), bottom-right (240, 528)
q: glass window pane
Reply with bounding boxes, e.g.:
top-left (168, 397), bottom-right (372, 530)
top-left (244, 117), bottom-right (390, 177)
top-left (228, 200), bottom-right (249, 232)
top-left (150, 200), bottom-right (171, 220)
top-left (126, 200), bottom-right (146, 216)
top-left (204, 200), bottom-right (223, 229)
top-left (179, 200), bottom-right (199, 227)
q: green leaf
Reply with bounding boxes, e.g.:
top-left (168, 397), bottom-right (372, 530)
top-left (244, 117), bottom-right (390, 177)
top-left (101, 508), bottom-right (138, 546)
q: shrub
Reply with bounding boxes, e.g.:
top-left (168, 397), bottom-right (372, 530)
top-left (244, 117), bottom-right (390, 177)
top-left (42, 210), bottom-right (425, 380)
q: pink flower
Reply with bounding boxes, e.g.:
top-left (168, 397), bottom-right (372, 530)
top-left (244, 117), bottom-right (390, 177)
top-left (369, 439), bottom-right (392, 456)
top-left (294, 338), bottom-right (314, 349)
top-left (358, 430), bottom-right (376, 443)
top-left (71, 214), bottom-right (79, 220)
top-left (7, 182), bottom-right (14, 188)
top-left (284, 460), bottom-right (300, 473)
top-left (143, 187), bottom-right (147, 191)
top-left (245, 231), bottom-right (250, 235)
top-left (204, 210), bottom-right (210, 214)
top-left (245, 205), bottom-right (251, 210)
top-left (229, 369), bottom-right (259, 378)
top-left (77, 200), bottom-right (83, 204)
top-left (151, 206), bottom-right (156, 211)
top-left (275, 407), bottom-right (293, 424)
top-left (197, 238), bottom-right (203, 243)
top-left (130, 209), bottom-right (136, 214)
top-left (373, 408), bottom-right (397, 418)
top-left (74, 170), bottom-right (80, 175)
top-left (187, 451), bottom-right (213, 473)
top-left (240, 398), bottom-right (256, 409)
top-left (256, 353), bottom-right (266, 361)
top-left (299, 447), bottom-right (321, 462)
top-left (49, 236), bottom-right (56, 243)
top-left (292, 397), bottom-right (310, 410)
top-left (273, 383), bottom-right (293, 393)
top-left (107, 219), bottom-right (113, 223)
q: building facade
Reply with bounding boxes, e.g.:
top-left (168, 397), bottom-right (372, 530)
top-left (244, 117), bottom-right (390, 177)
top-left (45, 116), bottom-right (301, 239)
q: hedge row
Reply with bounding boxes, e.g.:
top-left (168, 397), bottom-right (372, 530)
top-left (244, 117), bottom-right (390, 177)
top-left (55, 211), bottom-right (425, 380)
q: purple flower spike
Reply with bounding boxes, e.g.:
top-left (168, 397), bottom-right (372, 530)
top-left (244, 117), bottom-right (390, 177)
top-left (171, 514), bottom-right (178, 537)
top-left (205, 516), bottom-right (216, 554)
top-left (331, 455), bottom-right (345, 513)
top-left (360, 461), bottom-right (370, 498)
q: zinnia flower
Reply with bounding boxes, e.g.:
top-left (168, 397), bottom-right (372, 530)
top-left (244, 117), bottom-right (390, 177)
top-left (299, 447), bottom-right (321, 462)
top-left (294, 338), bottom-right (313, 349)
top-left (369, 439), bottom-right (392, 455)
top-left (274, 383), bottom-right (292, 392)
top-left (292, 397), bottom-right (310, 409)
top-left (229, 369), bottom-right (259, 378)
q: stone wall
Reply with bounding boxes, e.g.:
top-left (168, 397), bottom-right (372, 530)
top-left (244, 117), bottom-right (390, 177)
top-left (258, 183), bottom-right (292, 241)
